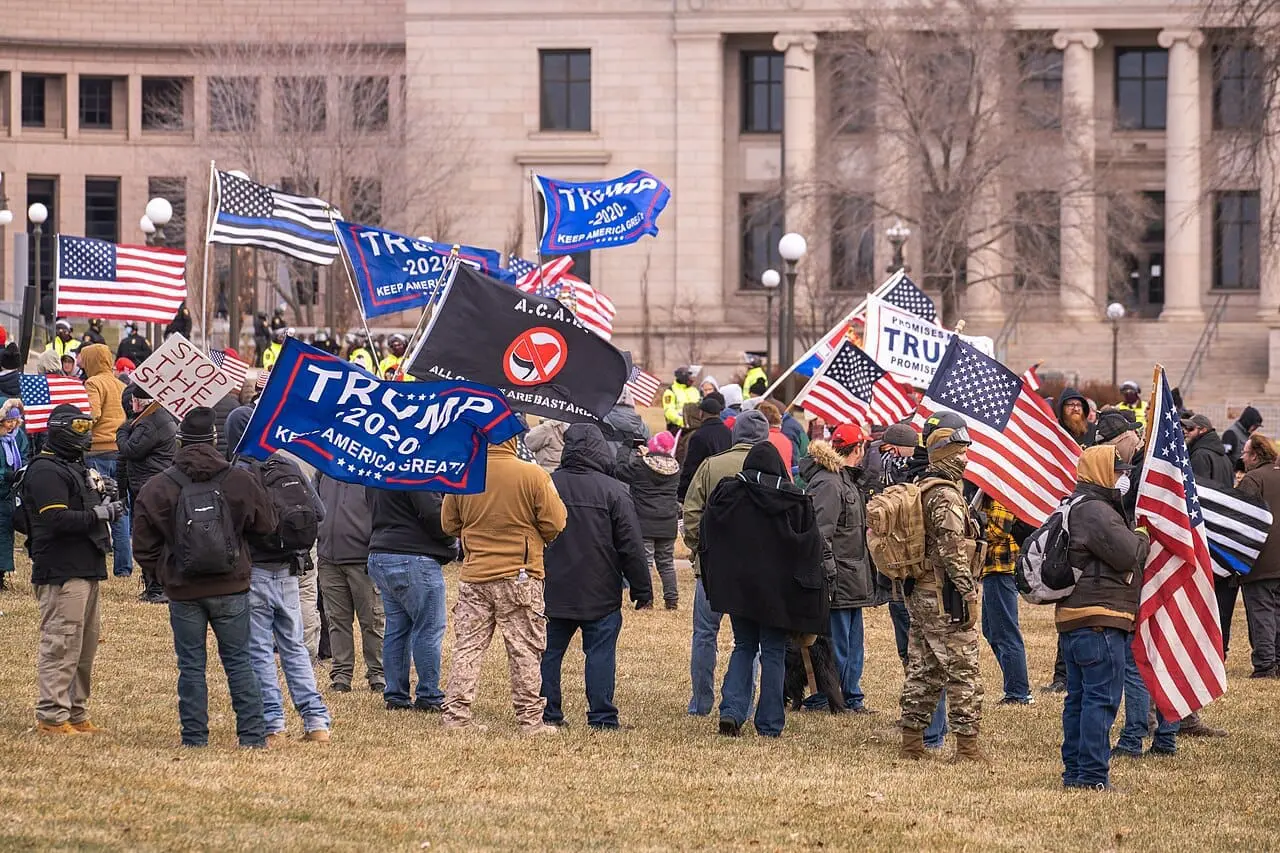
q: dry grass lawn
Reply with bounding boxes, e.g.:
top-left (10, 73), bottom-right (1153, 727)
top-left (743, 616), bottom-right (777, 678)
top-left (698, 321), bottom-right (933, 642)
top-left (1, 553), bottom-right (1277, 852)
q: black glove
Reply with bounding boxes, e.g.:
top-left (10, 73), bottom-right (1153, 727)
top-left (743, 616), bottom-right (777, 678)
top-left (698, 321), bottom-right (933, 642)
top-left (93, 500), bottom-right (125, 522)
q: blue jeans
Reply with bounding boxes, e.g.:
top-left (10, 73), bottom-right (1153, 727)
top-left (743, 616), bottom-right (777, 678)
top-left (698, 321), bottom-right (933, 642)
top-left (367, 552), bottom-right (447, 707)
top-left (719, 615), bottom-right (787, 736)
top-left (168, 593), bottom-right (265, 747)
top-left (891, 599), bottom-right (946, 746)
top-left (248, 567), bottom-right (330, 734)
top-left (1116, 639), bottom-right (1178, 754)
top-left (803, 608), bottom-right (866, 710)
top-left (688, 578), bottom-right (724, 715)
top-left (85, 453), bottom-right (132, 576)
top-left (1061, 627), bottom-right (1128, 788)
top-left (981, 574), bottom-right (1031, 700)
top-left (541, 609), bottom-right (622, 728)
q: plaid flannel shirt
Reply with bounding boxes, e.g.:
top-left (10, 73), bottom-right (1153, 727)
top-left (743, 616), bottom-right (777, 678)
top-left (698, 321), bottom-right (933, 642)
top-left (982, 498), bottom-right (1018, 576)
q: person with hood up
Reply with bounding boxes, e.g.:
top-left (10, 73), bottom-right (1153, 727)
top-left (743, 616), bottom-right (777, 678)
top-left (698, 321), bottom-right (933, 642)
top-left (541, 424), bottom-right (650, 729)
top-left (1056, 388), bottom-right (1094, 447)
top-left (525, 418), bottom-right (569, 475)
top-left (677, 395), bottom-right (732, 502)
top-left (701, 441), bottom-right (827, 737)
top-left (798, 424), bottom-right (879, 712)
top-left (720, 383), bottom-right (744, 421)
top-left (617, 431), bottom-right (681, 608)
top-left (80, 343), bottom-right (132, 578)
top-left (680, 409), bottom-right (771, 716)
top-left (1057, 445), bottom-right (1150, 791)
top-left (604, 388), bottom-right (650, 458)
top-left (0, 400), bottom-right (28, 590)
top-left (115, 386), bottom-right (177, 603)
top-left (1223, 406), bottom-right (1264, 469)
top-left (699, 376), bottom-right (719, 397)
top-left (36, 349), bottom-right (63, 377)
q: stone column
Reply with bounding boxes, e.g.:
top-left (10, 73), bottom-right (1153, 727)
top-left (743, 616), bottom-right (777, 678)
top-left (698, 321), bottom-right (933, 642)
top-left (772, 31), bottom-right (818, 234)
top-left (673, 33), bottom-right (724, 312)
top-left (1158, 28), bottom-right (1205, 321)
top-left (1259, 135), bottom-right (1280, 321)
top-left (1053, 29), bottom-right (1101, 318)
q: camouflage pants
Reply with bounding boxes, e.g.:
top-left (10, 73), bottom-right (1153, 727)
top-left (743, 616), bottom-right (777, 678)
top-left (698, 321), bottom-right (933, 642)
top-left (442, 576), bottom-right (547, 730)
top-left (900, 587), bottom-right (983, 736)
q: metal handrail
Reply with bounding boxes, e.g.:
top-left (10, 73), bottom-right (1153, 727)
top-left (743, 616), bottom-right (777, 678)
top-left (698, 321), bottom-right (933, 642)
top-left (1177, 292), bottom-right (1232, 397)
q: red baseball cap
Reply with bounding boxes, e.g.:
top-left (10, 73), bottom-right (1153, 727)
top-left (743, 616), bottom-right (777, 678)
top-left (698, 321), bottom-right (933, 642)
top-left (115, 357), bottom-right (136, 372)
top-left (224, 347), bottom-right (241, 360)
top-left (830, 423), bottom-right (867, 449)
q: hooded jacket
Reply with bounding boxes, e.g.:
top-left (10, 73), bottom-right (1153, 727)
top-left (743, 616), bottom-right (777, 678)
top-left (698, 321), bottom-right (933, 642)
top-left (316, 473), bottom-right (372, 565)
top-left (366, 485), bottom-right (455, 563)
top-left (617, 445), bottom-right (681, 539)
top-left (700, 443), bottom-right (828, 634)
top-left (81, 344), bottom-right (126, 454)
top-left (1223, 406), bottom-right (1263, 465)
top-left (115, 405), bottom-right (178, 495)
top-left (677, 413), bottom-right (732, 502)
top-left (1054, 387), bottom-right (1094, 448)
top-left (133, 442), bottom-right (278, 601)
top-left (23, 450), bottom-right (110, 585)
top-left (1055, 446), bottom-right (1150, 633)
top-left (1237, 457), bottom-right (1280, 584)
top-left (212, 392), bottom-right (241, 458)
top-left (224, 403), bottom-right (255, 461)
top-left (798, 440), bottom-right (876, 609)
top-left (604, 402), bottom-right (650, 458)
top-left (440, 438), bottom-right (568, 582)
top-left (525, 419), bottom-right (568, 474)
top-left (545, 424), bottom-right (651, 620)
top-left (675, 402), bottom-right (705, 466)
top-left (1188, 429), bottom-right (1234, 490)
top-left (681, 410), bottom-right (770, 576)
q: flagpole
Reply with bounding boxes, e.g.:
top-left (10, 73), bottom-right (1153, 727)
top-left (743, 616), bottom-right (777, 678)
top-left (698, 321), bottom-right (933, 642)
top-left (330, 210), bottom-right (379, 371)
top-left (395, 248), bottom-right (460, 380)
top-left (529, 171), bottom-right (549, 293)
top-left (199, 160), bottom-right (218, 351)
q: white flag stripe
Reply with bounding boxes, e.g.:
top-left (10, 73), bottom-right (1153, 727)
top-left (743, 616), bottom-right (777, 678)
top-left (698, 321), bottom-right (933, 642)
top-left (803, 381), bottom-right (867, 424)
top-left (1201, 507), bottom-right (1268, 550)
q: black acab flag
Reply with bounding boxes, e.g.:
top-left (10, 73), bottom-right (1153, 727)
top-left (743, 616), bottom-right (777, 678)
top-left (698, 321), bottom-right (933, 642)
top-left (405, 264), bottom-right (628, 423)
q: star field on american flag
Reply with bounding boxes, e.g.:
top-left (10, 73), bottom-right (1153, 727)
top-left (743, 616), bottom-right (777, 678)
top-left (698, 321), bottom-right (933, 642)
top-left (881, 276), bottom-right (937, 322)
top-left (218, 175), bottom-right (274, 218)
top-left (1152, 391), bottom-right (1203, 527)
top-left (507, 255), bottom-right (537, 281)
top-left (61, 237), bottom-right (114, 278)
top-left (931, 343), bottom-right (1023, 429)
top-left (823, 341), bottom-right (884, 398)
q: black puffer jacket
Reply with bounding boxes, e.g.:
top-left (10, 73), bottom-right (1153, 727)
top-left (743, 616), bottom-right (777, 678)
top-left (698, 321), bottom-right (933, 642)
top-left (616, 448), bottom-right (680, 540)
top-left (22, 451), bottom-right (110, 585)
top-left (212, 393), bottom-right (241, 458)
top-left (798, 441), bottom-right (878, 609)
top-left (678, 416), bottom-right (732, 501)
top-left (545, 424), bottom-right (650, 620)
top-left (116, 407), bottom-right (178, 497)
top-left (1189, 429), bottom-right (1234, 489)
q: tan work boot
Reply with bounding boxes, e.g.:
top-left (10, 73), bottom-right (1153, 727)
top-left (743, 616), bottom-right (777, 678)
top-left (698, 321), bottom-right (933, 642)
top-left (36, 721), bottom-right (83, 736)
top-left (522, 724), bottom-right (562, 738)
top-left (952, 733), bottom-right (990, 763)
top-left (303, 729), bottom-right (331, 744)
top-left (899, 727), bottom-right (928, 760)
top-left (70, 720), bottom-right (106, 734)
top-left (265, 732), bottom-right (288, 748)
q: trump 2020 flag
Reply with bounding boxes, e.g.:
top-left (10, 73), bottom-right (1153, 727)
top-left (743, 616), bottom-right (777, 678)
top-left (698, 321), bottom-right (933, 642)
top-left (404, 264), bottom-right (629, 423)
top-left (237, 338), bottom-right (523, 493)
top-left (336, 223), bottom-right (459, 319)
top-left (533, 170), bottom-right (671, 255)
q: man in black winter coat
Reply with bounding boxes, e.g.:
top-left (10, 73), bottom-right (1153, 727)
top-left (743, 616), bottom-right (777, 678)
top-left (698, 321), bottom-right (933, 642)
top-left (541, 423), bottom-right (650, 730)
top-left (1183, 413), bottom-right (1234, 489)
top-left (1223, 406), bottom-right (1263, 470)
top-left (677, 396), bottom-right (732, 502)
top-left (117, 387), bottom-right (178, 603)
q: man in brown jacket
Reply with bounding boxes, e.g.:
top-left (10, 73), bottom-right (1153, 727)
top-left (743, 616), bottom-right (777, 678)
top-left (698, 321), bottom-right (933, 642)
top-left (80, 343), bottom-right (132, 577)
top-left (439, 437), bottom-right (567, 735)
top-left (1237, 433), bottom-right (1280, 677)
top-left (133, 407), bottom-right (278, 748)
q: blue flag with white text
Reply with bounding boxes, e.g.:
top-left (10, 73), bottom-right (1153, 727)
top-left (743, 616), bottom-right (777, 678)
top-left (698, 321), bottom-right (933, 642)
top-left (533, 170), bottom-right (671, 255)
top-left (336, 222), bottom-right (509, 318)
top-left (237, 338), bottom-right (524, 492)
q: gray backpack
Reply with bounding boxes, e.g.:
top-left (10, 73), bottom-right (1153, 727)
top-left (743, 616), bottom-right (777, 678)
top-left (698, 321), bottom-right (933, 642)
top-left (1015, 496), bottom-right (1091, 605)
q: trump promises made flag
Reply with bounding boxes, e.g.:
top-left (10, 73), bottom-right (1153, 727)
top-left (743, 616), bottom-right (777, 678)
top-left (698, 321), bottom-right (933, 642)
top-left (795, 340), bottom-right (916, 428)
top-left (209, 170), bottom-right (341, 265)
top-left (55, 236), bottom-right (187, 324)
top-left (19, 374), bottom-right (92, 433)
top-left (1134, 368), bottom-right (1227, 720)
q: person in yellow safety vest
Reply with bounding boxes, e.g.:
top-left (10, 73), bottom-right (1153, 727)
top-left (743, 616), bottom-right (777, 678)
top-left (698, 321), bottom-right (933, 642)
top-left (261, 327), bottom-right (289, 371)
top-left (662, 366), bottom-right (701, 431)
top-left (379, 333), bottom-right (409, 380)
top-left (348, 332), bottom-right (376, 373)
top-left (1116, 380), bottom-right (1147, 432)
top-left (742, 353), bottom-right (768, 403)
top-left (46, 319), bottom-right (81, 358)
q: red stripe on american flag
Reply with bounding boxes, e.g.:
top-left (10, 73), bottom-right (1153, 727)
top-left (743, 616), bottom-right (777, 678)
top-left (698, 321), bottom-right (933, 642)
top-left (800, 378), bottom-right (869, 426)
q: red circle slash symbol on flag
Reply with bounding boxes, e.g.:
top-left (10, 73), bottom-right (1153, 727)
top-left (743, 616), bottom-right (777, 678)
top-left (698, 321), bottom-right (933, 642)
top-left (503, 327), bottom-right (568, 386)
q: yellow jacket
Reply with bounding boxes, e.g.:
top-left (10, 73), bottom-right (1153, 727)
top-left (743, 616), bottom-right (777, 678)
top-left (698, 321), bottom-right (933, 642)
top-left (1116, 400), bottom-right (1147, 431)
top-left (378, 354), bottom-right (402, 379)
top-left (662, 382), bottom-right (700, 427)
top-left (46, 337), bottom-right (81, 358)
top-left (349, 347), bottom-right (375, 372)
top-left (743, 366), bottom-right (768, 397)
top-left (261, 342), bottom-right (282, 371)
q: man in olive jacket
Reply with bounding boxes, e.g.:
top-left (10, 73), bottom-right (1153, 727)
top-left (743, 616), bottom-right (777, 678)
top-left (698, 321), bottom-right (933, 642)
top-left (680, 410), bottom-right (769, 716)
top-left (797, 425), bottom-right (877, 712)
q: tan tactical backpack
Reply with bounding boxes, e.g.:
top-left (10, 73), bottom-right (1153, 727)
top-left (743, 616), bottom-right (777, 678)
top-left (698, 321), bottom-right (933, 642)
top-left (865, 478), bottom-right (954, 580)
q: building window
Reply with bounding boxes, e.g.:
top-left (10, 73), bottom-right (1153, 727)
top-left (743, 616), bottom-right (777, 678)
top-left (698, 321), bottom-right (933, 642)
top-left (84, 178), bottom-right (120, 243)
top-left (348, 178), bottom-right (383, 226)
top-left (78, 77), bottom-right (115, 129)
top-left (828, 51), bottom-right (874, 133)
top-left (1115, 48), bottom-right (1168, 130)
top-left (742, 52), bottom-right (784, 133)
top-left (275, 77), bottom-right (326, 133)
top-left (1214, 191), bottom-right (1260, 289)
top-left (345, 76), bottom-right (389, 132)
top-left (27, 176), bottom-right (57, 289)
top-left (1014, 192), bottom-right (1061, 289)
top-left (1020, 46), bottom-right (1063, 129)
top-left (740, 194), bottom-right (783, 289)
top-left (142, 77), bottom-right (188, 130)
top-left (21, 74), bottom-right (47, 128)
top-left (1213, 44), bottom-right (1263, 130)
top-left (830, 195), bottom-right (875, 289)
top-left (209, 77), bottom-right (259, 132)
top-left (148, 177), bottom-right (187, 249)
top-left (539, 49), bottom-right (591, 132)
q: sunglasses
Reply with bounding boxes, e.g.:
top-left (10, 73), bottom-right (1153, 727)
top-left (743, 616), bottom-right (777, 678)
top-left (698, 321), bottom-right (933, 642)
top-left (59, 418), bottom-right (94, 434)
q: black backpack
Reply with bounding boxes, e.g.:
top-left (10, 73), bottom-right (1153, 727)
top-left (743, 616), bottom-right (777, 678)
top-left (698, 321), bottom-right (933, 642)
top-left (12, 464), bottom-right (31, 541)
top-left (254, 457), bottom-right (319, 552)
top-left (166, 467), bottom-right (239, 577)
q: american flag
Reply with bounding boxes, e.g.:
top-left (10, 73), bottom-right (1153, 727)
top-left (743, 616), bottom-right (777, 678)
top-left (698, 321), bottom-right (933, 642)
top-left (917, 338), bottom-right (1080, 526)
top-left (1023, 363), bottom-right (1042, 392)
top-left (881, 275), bottom-right (937, 323)
top-left (625, 366), bottom-right (663, 407)
top-left (510, 255), bottom-right (616, 340)
top-left (55, 236), bottom-right (187, 324)
top-left (19, 374), bottom-right (92, 433)
top-left (209, 170), bottom-right (341, 266)
top-left (1134, 369), bottom-right (1228, 720)
top-left (256, 370), bottom-right (270, 391)
top-left (507, 254), bottom-right (574, 288)
top-left (209, 349), bottom-right (250, 393)
top-left (795, 340), bottom-right (915, 428)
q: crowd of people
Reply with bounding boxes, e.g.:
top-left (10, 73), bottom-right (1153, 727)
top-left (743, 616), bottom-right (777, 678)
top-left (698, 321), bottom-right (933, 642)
top-left (8, 339), bottom-right (1279, 794)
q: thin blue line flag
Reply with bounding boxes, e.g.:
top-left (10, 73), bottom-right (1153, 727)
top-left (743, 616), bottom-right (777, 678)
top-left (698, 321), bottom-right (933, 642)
top-left (237, 338), bottom-right (524, 493)
top-left (534, 170), bottom-right (671, 255)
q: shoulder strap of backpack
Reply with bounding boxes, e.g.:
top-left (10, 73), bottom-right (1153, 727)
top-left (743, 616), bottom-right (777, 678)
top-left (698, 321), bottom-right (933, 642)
top-left (164, 468), bottom-right (193, 489)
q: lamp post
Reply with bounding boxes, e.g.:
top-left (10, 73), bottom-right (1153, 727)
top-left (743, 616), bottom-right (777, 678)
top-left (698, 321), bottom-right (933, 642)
top-left (23, 203), bottom-right (49, 360)
top-left (886, 218), bottom-right (911, 273)
top-left (761, 268), bottom-right (780, 370)
top-left (1106, 301), bottom-right (1125, 387)
top-left (145, 197), bottom-right (172, 245)
top-left (777, 232), bottom-right (807, 398)
top-left (0, 205), bottom-right (12, 305)
top-left (139, 215), bottom-right (156, 245)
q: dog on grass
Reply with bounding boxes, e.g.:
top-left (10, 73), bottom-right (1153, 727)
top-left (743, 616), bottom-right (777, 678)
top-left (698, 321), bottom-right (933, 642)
top-left (783, 634), bottom-right (846, 712)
